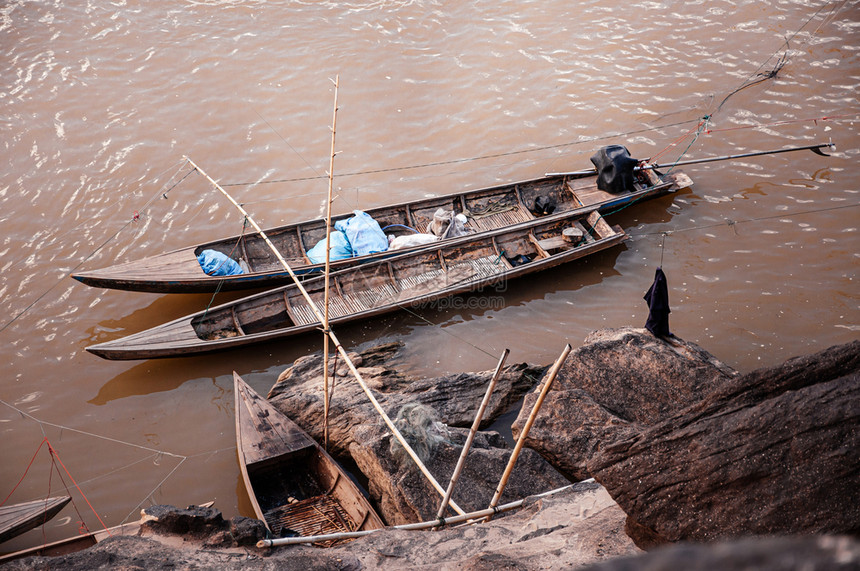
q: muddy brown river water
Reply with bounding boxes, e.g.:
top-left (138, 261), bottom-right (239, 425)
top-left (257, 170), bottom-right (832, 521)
top-left (1, 0), bottom-right (857, 553)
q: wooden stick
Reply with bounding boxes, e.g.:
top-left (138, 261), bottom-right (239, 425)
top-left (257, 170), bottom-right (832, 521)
top-left (184, 156), bottom-right (467, 517)
top-left (545, 142), bottom-right (836, 177)
top-left (257, 483), bottom-right (576, 548)
top-left (436, 349), bottom-right (509, 520)
top-left (323, 75), bottom-right (339, 451)
top-left (482, 344), bottom-right (571, 522)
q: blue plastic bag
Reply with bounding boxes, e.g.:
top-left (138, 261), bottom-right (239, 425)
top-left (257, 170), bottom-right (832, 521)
top-left (197, 249), bottom-right (245, 276)
top-left (306, 230), bottom-right (353, 264)
top-left (334, 210), bottom-right (389, 256)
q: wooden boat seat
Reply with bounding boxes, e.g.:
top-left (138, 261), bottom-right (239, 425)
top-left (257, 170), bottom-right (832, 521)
top-left (287, 255), bottom-right (505, 326)
top-left (467, 207), bottom-right (531, 232)
top-left (264, 494), bottom-right (355, 544)
top-left (289, 283), bottom-right (399, 326)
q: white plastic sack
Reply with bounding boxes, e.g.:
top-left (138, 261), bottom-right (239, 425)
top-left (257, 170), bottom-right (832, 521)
top-left (388, 233), bottom-right (439, 251)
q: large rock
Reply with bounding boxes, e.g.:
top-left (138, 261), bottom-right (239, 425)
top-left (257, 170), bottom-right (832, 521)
top-left (577, 535), bottom-right (860, 571)
top-left (588, 339), bottom-right (860, 544)
top-left (512, 327), bottom-right (737, 480)
top-left (269, 341), bottom-right (546, 459)
top-left (0, 484), bottom-right (640, 571)
top-left (349, 420), bottom-right (570, 525)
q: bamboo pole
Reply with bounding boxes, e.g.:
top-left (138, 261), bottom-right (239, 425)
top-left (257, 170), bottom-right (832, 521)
top-left (545, 142), bottom-right (836, 178)
top-left (257, 483), bottom-right (578, 548)
top-left (184, 156), bottom-right (467, 517)
top-left (482, 344), bottom-right (571, 523)
top-left (323, 75), bottom-right (339, 450)
top-left (435, 348), bottom-right (509, 520)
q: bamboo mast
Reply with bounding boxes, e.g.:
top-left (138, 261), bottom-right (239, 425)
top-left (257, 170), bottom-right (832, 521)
top-left (183, 156), bottom-right (467, 517)
top-left (436, 348), bottom-right (509, 520)
top-left (482, 343), bottom-right (571, 523)
top-left (257, 482), bottom-right (579, 548)
top-left (322, 75), bottom-right (339, 450)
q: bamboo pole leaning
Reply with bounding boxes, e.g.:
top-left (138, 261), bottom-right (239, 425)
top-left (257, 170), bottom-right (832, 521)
top-left (257, 483), bottom-right (577, 548)
top-left (322, 75), bottom-right (339, 450)
top-left (184, 156), bottom-right (467, 517)
top-left (482, 343), bottom-right (571, 523)
top-left (436, 349), bottom-right (509, 520)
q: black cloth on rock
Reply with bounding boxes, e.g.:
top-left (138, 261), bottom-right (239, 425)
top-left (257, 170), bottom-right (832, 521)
top-left (644, 267), bottom-right (671, 337)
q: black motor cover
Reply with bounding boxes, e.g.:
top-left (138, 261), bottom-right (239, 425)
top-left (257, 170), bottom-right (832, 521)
top-left (589, 145), bottom-right (640, 193)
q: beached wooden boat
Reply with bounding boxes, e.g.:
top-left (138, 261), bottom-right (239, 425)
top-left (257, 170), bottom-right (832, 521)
top-left (0, 501), bottom-right (211, 563)
top-left (233, 372), bottom-right (384, 543)
top-left (86, 207), bottom-right (626, 360)
top-left (0, 497), bottom-right (71, 545)
top-left (0, 520), bottom-right (139, 562)
top-left (71, 165), bottom-right (690, 293)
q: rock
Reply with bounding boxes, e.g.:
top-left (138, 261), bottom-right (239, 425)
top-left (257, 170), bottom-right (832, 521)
top-left (588, 339), bottom-right (860, 544)
top-left (229, 516), bottom-right (267, 547)
top-left (577, 535), bottom-right (860, 571)
top-left (512, 327), bottom-right (736, 480)
top-left (140, 504), bottom-right (224, 537)
top-left (269, 341), bottom-right (546, 459)
top-left (136, 505), bottom-right (267, 550)
top-left (342, 482), bottom-right (640, 570)
top-left (349, 420), bottom-right (570, 525)
top-left (0, 484), bottom-right (640, 570)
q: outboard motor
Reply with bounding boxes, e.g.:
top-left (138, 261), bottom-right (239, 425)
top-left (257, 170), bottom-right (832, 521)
top-left (590, 145), bottom-right (640, 193)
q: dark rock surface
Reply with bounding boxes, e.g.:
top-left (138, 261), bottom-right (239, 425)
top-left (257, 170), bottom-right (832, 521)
top-left (139, 504), bottom-right (266, 549)
top-left (578, 534), bottom-right (860, 571)
top-left (140, 504), bottom-right (225, 537)
top-left (588, 339), bottom-right (860, 544)
top-left (269, 341), bottom-right (546, 459)
top-left (0, 484), bottom-right (640, 570)
top-left (512, 327), bottom-right (737, 480)
top-left (350, 421), bottom-right (570, 525)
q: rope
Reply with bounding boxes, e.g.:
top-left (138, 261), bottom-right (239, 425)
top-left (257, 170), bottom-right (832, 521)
top-left (382, 224), bottom-right (420, 234)
top-left (703, 113), bottom-right (857, 135)
top-left (627, 202), bottom-right (860, 238)
top-left (464, 202), bottom-right (519, 220)
top-left (0, 399), bottom-right (237, 530)
top-left (1, 437), bottom-right (49, 506)
top-left (47, 441), bottom-right (109, 536)
top-left (0, 159), bottom-right (194, 334)
top-left (200, 215), bottom-right (251, 320)
top-left (716, 53), bottom-right (788, 113)
top-left (221, 119), bottom-right (704, 188)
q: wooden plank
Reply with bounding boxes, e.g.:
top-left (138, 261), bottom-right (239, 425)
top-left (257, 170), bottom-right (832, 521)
top-left (536, 236), bottom-right (567, 251)
top-left (527, 234), bottom-right (551, 259)
top-left (230, 307), bottom-right (246, 336)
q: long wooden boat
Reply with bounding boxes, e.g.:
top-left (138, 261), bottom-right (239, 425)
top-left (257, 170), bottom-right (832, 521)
top-left (86, 206), bottom-right (626, 360)
top-left (233, 372), bottom-right (384, 543)
top-left (0, 520), bottom-right (139, 562)
top-left (0, 497), bottom-right (71, 545)
top-left (71, 165), bottom-right (690, 293)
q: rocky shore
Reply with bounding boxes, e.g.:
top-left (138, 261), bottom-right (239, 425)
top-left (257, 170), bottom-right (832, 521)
top-left (2, 328), bottom-right (858, 570)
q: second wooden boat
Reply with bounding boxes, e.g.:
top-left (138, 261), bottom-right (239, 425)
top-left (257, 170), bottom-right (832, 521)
top-left (0, 496), bottom-right (71, 545)
top-left (71, 165), bottom-right (689, 293)
top-left (233, 372), bottom-right (384, 544)
top-left (86, 207), bottom-right (626, 360)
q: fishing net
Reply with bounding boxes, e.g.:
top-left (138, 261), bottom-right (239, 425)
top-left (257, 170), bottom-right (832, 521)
top-left (389, 403), bottom-right (450, 466)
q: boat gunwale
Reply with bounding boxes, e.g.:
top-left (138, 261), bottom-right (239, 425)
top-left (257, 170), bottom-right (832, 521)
top-left (71, 170), bottom-right (684, 293)
top-left (85, 209), bottom-right (627, 359)
top-left (232, 373), bottom-right (384, 536)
